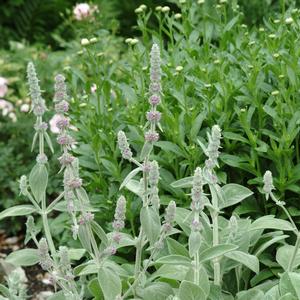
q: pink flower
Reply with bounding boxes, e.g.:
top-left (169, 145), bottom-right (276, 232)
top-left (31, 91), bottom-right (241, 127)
top-left (73, 3), bottom-right (92, 20)
top-left (0, 99), bottom-right (13, 116)
top-left (49, 114), bottom-right (61, 134)
top-left (0, 77), bottom-right (8, 98)
top-left (91, 83), bottom-right (97, 93)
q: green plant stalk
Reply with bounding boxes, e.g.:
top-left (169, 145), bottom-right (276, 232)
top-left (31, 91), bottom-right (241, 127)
top-left (194, 251), bottom-right (200, 285)
top-left (210, 184), bottom-right (221, 286)
top-left (288, 233), bottom-right (300, 272)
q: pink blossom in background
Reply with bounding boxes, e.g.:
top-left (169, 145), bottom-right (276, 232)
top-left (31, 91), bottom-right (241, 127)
top-left (0, 77), bottom-right (8, 97)
top-left (49, 114), bottom-right (62, 134)
top-left (73, 3), bottom-right (92, 20)
top-left (0, 99), bottom-right (13, 116)
top-left (8, 112), bottom-right (17, 122)
top-left (91, 83), bottom-right (97, 93)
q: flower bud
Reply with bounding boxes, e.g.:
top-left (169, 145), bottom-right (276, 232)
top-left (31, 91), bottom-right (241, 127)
top-left (19, 175), bottom-right (28, 196)
top-left (117, 131), bottom-right (133, 160)
top-left (263, 170), bottom-right (274, 197)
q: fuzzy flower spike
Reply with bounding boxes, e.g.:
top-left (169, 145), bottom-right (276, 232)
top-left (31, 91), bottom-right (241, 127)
top-left (27, 62), bottom-right (53, 159)
top-left (145, 43), bottom-right (162, 143)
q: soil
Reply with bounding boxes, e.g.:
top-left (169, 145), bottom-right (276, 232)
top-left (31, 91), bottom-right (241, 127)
top-left (0, 230), bottom-right (54, 299)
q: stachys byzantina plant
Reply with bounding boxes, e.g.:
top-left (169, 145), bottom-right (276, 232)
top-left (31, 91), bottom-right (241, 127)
top-left (1, 43), bottom-right (300, 300)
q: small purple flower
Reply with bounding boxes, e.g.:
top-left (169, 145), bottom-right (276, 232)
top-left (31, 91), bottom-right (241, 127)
top-left (57, 134), bottom-right (74, 146)
top-left (191, 219), bottom-right (202, 232)
top-left (150, 82), bottom-right (161, 94)
top-left (146, 111), bottom-right (161, 122)
top-left (55, 100), bottom-right (69, 113)
top-left (113, 220), bottom-right (125, 231)
top-left (145, 131), bottom-right (159, 142)
top-left (36, 153), bottom-right (48, 164)
top-left (112, 232), bottom-right (122, 244)
top-left (66, 178), bottom-right (82, 189)
top-left (67, 200), bottom-right (75, 213)
top-left (33, 103), bottom-right (46, 116)
top-left (84, 212), bottom-right (94, 222)
top-left (149, 95), bottom-right (160, 105)
top-left (142, 161), bottom-right (151, 173)
top-left (59, 152), bottom-right (75, 166)
top-left (56, 116), bottom-right (70, 130)
top-left (34, 122), bottom-right (48, 132)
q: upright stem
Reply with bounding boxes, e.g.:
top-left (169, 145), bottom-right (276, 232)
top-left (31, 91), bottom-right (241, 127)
top-left (210, 183), bottom-right (221, 285)
top-left (194, 251), bottom-right (200, 285)
top-left (134, 228), bottom-right (144, 279)
top-left (42, 212), bottom-right (56, 260)
top-left (288, 234), bottom-right (300, 272)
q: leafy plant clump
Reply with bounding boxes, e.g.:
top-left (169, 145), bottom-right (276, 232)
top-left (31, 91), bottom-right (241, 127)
top-left (1, 36), bottom-right (300, 299)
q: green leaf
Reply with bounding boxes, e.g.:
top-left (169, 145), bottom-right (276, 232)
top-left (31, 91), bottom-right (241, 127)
top-left (220, 184), bottom-right (253, 209)
top-left (178, 280), bottom-right (207, 300)
top-left (279, 272), bottom-right (300, 299)
top-left (78, 224), bottom-right (92, 254)
top-left (255, 234), bottom-right (288, 257)
top-left (140, 142), bottom-right (153, 160)
top-left (171, 176), bottom-right (193, 188)
top-left (0, 205), bottom-right (36, 220)
top-left (125, 179), bottom-right (142, 196)
top-left (91, 221), bottom-right (109, 247)
top-left (150, 264), bottom-right (189, 281)
top-left (98, 266), bottom-right (122, 300)
top-left (189, 231), bottom-right (201, 258)
top-left (6, 249), bottom-right (39, 267)
top-left (68, 249), bottom-right (86, 261)
top-left (198, 244), bottom-right (238, 264)
top-left (156, 141), bottom-right (186, 158)
top-left (250, 216), bottom-right (294, 231)
top-left (236, 289), bottom-right (265, 300)
top-left (119, 167), bottom-right (142, 190)
top-left (167, 237), bottom-right (189, 257)
top-left (141, 282), bottom-right (174, 300)
top-left (47, 291), bottom-right (66, 300)
top-left (88, 278), bottom-right (104, 300)
top-left (276, 245), bottom-right (300, 271)
top-left (279, 293), bottom-right (298, 300)
top-left (29, 163), bottom-right (48, 202)
top-left (140, 206), bottom-right (161, 245)
top-left (224, 250), bottom-right (259, 273)
top-left (223, 131), bottom-right (249, 143)
top-left (77, 263), bottom-right (98, 276)
top-left (154, 255), bottom-right (191, 266)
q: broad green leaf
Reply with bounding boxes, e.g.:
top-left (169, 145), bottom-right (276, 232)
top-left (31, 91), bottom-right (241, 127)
top-left (88, 278), bottom-right (104, 300)
top-left (29, 163), bottom-right (48, 202)
top-left (223, 131), bottom-right (249, 143)
top-left (125, 179), bottom-right (142, 196)
top-left (0, 205), bottom-right (36, 220)
top-left (220, 184), bottom-right (253, 209)
top-left (150, 264), bottom-right (189, 281)
top-left (255, 234), bottom-right (288, 257)
top-left (68, 249), bottom-right (86, 260)
top-left (276, 245), bottom-right (300, 271)
top-left (6, 249), bottom-right (39, 267)
top-left (279, 294), bottom-right (297, 300)
top-left (154, 255), bottom-right (191, 266)
top-left (140, 206), bottom-right (161, 245)
top-left (98, 266), bottom-right (122, 300)
top-left (156, 141), bottom-right (186, 158)
top-left (250, 216), bottom-right (294, 231)
top-left (189, 231), bottom-right (201, 258)
top-left (119, 167), bottom-right (142, 190)
top-left (47, 291), bottom-right (66, 300)
top-left (279, 272), bottom-right (300, 299)
top-left (167, 237), bottom-right (189, 257)
top-left (224, 250), bottom-right (259, 273)
top-left (178, 280), bottom-right (207, 300)
top-left (141, 282), bottom-right (174, 300)
top-left (0, 284), bottom-right (9, 298)
top-left (198, 244), bottom-right (238, 264)
top-left (236, 289), bottom-right (265, 300)
top-left (140, 142), bottom-right (153, 160)
top-left (78, 224), bottom-right (92, 254)
top-left (171, 176), bottom-right (193, 188)
top-left (78, 263), bottom-right (98, 276)
top-left (91, 220), bottom-right (109, 247)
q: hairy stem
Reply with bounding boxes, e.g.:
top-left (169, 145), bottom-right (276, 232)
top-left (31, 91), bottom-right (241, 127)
top-left (288, 233), bottom-right (300, 272)
top-left (194, 251), bottom-right (200, 285)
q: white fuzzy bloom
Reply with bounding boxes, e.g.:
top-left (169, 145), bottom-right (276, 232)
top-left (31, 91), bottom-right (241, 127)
top-left (20, 103), bottom-right (30, 112)
top-left (0, 99), bottom-right (13, 116)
